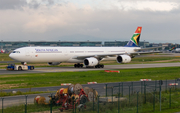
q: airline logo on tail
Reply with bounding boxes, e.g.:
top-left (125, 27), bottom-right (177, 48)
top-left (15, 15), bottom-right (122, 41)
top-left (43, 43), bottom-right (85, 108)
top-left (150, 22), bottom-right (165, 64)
top-left (1, 49), bottom-right (5, 53)
top-left (169, 47), bottom-right (175, 51)
top-left (125, 26), bottom-right (142, 47)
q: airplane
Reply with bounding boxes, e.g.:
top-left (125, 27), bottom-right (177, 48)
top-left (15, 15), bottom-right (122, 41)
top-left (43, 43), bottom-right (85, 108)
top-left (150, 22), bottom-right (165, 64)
top-left (168, 47), bottom-right (180, 53)
top-left (174, 48), bottom-right (180, 53)
top-left (9, 26), bottom-right (160, 68)
top-left (169, 47), bottom-right (175, 51)
top-left (1, 49), bottom-right (5, 53)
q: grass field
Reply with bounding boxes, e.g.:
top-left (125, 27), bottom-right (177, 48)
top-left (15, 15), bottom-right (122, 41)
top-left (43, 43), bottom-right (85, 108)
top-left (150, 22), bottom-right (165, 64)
top-left (0, 53), bottom-right (13, 61)
top-left (1, 67), bottom-right (180, 89)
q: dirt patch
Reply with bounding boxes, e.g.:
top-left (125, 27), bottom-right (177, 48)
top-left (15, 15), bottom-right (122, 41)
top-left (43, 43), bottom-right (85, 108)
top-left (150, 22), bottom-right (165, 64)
top-left (0, 84), bottom-right (19, 89)
top-left (0, 75), bottom-right (28, 78)
top-left (1, 80), bottom-right (24, 83)
top-left (0, 81), bottom-right (6, 83)
top-left (0, 83), bottom-right (27, 89)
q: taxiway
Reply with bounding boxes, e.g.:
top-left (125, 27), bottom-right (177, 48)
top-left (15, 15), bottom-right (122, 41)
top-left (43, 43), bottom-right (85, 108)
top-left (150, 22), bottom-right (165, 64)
top-left (0, 62), bottom-right (180, 75)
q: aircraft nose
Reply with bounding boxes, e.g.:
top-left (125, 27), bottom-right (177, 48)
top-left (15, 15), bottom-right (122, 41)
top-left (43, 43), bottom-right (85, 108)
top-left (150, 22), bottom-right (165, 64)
top-left (9, 53), bottom-right (13, 59)
top-left (9, 53), bottom-right (16, 60)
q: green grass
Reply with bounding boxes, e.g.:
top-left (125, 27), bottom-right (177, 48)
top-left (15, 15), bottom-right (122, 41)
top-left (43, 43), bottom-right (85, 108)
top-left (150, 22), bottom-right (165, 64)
top-left (1, 67), bottom-right (180, 90)
top-left (71, 89), bottom-right (180, 113)
top-left (1, 104), bottom-right (60, 113)
top-left (0, 53), bottom-right (13, 61)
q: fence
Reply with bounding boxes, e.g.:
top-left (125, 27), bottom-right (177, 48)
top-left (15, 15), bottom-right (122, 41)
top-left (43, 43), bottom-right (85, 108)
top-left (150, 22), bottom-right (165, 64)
top-left (1, 79), bottom-right (180, 113)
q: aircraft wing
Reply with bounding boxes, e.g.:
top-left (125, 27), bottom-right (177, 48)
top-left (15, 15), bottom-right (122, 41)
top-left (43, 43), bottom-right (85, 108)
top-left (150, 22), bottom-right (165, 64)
top-left (72, 51), bottom-right (161, 60)
top-left (72, 53), bottom-right (119, 60)
top-left (130, 51), bottom-right (161, 56)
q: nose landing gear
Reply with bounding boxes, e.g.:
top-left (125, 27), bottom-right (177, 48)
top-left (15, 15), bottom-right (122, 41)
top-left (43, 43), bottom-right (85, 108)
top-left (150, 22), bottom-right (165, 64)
top-left (21, 62), bottom-right (27, 65)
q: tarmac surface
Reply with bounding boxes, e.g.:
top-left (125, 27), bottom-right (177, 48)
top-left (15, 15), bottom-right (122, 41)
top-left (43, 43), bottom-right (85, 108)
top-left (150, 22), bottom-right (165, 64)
top-left (0, 62), bottom-right (180, 75)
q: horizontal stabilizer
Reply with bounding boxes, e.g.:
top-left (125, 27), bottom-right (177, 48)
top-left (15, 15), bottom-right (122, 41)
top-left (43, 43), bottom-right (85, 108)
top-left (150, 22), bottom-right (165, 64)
top-left (134, 46), bottom-right (162, 51)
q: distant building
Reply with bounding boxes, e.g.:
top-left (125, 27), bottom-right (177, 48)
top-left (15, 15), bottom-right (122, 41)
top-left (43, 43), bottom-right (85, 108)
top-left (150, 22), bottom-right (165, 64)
top-left (0, 41), bottom-right (102, 51)
top-left (104, 41), bottom-right (149, 48)
top-left (104, 41), bottom-right (128, 46)
top-left (0, 40), bottom-right (180, 53)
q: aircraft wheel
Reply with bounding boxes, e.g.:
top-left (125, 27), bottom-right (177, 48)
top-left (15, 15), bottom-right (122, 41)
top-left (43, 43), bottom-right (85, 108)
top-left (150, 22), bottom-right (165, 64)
top-left (101, 64), bottom-right (104, 68)
top-left (30, 66), bottom-right (34, 70)
top-left (96, 65), bottom-right (100, 68)
top-left (80, 64), bottom-right (83, 68)
top-left (77, 64), bottom-right (80, 68)
top-left (74, 64), bottom-right (77, 68)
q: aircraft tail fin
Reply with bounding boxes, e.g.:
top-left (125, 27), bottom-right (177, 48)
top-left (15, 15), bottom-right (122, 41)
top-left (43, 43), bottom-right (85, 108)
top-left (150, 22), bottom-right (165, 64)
top-left (169, 47), bottom-right (175, 51)
top-left (124, 26), bottom-right (142, 47)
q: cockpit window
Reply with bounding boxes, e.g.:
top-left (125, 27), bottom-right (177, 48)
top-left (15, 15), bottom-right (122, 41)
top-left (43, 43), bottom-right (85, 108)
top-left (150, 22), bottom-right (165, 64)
top-left (12, 51), bottom-right (20, 53)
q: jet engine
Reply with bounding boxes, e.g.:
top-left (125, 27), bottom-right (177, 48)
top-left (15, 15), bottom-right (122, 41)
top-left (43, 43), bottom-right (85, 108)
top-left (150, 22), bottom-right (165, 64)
top-left (84, 57), bottom-right (99, 67)
top-left (116, 55), bottom-right (131, 63)
top-left (48, 62), bottom-right (61, 66)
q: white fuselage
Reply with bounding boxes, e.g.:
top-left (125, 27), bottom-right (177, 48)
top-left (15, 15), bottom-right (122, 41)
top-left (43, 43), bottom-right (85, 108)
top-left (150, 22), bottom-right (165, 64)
top-left (9, 46), bottom-right (140, 63)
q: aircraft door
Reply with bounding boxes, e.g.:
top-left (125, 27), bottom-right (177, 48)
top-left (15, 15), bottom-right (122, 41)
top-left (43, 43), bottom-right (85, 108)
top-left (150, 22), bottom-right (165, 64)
top-left (25, 49), bottom-right (33, 58)
top-left (25, 49), bottom-right (30, 56)
top-left (63, 48), bottom-right (69, 60)
top-left (64, 49), bottom-right (68, 56)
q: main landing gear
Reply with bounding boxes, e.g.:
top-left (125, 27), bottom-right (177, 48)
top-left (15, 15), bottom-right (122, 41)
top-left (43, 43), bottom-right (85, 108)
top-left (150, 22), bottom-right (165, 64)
top-left (74, 63), bottom-right (104, 68)
top-left (95, 64), bottom-right (104, 68)
top-left (74, 63), bottom-right (83, 68)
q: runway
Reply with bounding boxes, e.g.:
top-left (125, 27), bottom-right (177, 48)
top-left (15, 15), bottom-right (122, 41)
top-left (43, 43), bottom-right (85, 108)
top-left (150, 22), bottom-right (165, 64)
top-left (0, 62), bottom-right (180, 75)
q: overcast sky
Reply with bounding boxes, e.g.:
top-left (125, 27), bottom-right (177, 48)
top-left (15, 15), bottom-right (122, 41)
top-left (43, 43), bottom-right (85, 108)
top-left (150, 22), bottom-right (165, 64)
top-left (0, 0), bottom-right (180, 43)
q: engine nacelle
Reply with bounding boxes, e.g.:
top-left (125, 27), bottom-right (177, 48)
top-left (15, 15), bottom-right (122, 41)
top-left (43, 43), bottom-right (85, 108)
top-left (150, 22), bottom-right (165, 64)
top-left (84, 57), bottom-right (99, 67)
top-left (48, 62), bottom-right (61, 66)
top-left (116, 55), bottom-right (131, 63)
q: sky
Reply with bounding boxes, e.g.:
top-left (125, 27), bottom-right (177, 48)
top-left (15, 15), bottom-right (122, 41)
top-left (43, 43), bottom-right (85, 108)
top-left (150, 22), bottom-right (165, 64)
top-left (0, 0), bottom-right (180, 43)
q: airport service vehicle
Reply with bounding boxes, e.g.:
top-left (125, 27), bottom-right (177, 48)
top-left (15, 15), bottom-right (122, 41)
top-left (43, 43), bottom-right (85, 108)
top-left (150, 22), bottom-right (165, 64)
top-left (6, 64), bottom-right (34, 71)
top-left (9, 26), bottom-right (160, 68)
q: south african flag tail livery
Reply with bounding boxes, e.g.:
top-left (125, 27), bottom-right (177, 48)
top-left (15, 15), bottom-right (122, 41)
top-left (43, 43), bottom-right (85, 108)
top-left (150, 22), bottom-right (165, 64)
top-left (125, 26), bottom-right (142, 47)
